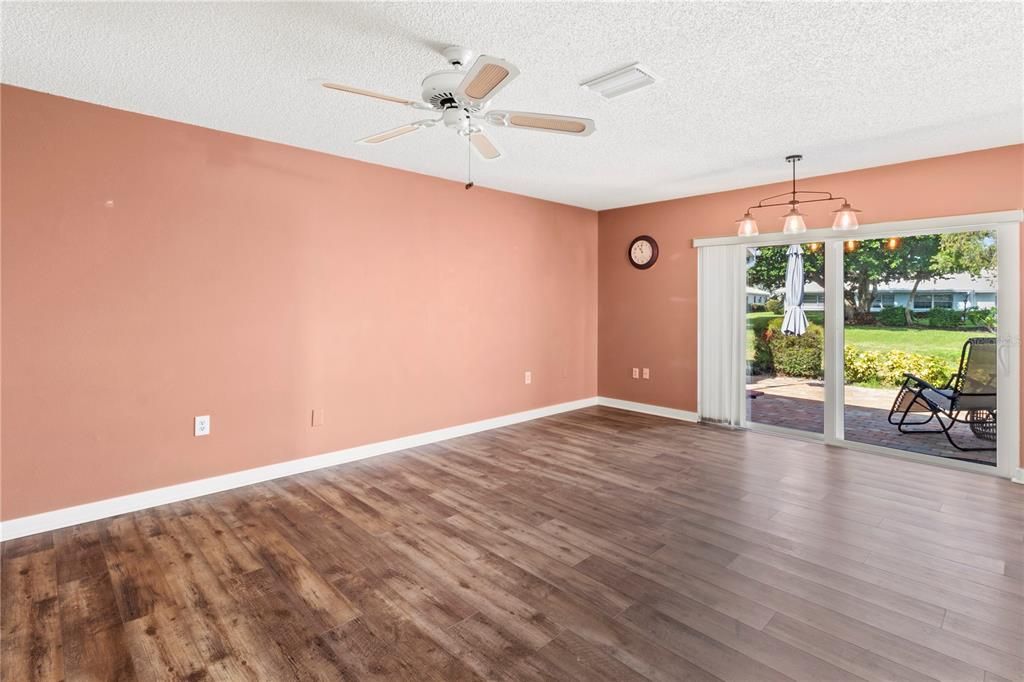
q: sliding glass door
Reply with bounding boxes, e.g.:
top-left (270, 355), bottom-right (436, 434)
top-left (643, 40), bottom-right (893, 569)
top-left (736, 217), bottom-right (1019, 478)
top-left (841, 231), bottom-right (999, 466)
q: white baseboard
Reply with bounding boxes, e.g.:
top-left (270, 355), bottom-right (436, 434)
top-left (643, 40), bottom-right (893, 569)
top-left (597, 396), bottom-right (699, 422)
top-left (0, 397), bottom-right (599, 541)
top-left (1013, 468), bottom-right (1024, 485)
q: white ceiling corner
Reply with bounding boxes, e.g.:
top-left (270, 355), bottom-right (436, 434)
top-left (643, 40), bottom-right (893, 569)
top-left (2, 1), bottom-right (1022, 210)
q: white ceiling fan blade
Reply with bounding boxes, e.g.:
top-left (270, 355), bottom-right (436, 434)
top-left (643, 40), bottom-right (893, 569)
top-left (358, 120), bottom-right (436, 144)
top-left (455, 56), bottom-right (520, 106)
top-left (470, 132), bottom-right (501, 160)
top-left (323, 82), bottom-right (415, 104)
top-left (323, 83), bottom-right (433, 110)
top-left (485, 110), bottom-right (595, 136)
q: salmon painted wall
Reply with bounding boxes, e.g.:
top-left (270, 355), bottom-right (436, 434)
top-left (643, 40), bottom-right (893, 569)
top-left (0, 86), bottom-right (598, 520)
top-left (598, 144), bottom-right (1024, 463)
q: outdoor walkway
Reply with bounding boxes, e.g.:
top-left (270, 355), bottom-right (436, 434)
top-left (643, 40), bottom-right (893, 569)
top-left (747, 376), bottom-right (996, 465)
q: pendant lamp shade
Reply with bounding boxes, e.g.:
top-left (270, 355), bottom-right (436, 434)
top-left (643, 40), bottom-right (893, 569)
top-left (736, 212), bottom-right (759, 237)
top-left (781, 207), bottom-right (807, 234)
top-left (832, 201), bottom-right (861, 231)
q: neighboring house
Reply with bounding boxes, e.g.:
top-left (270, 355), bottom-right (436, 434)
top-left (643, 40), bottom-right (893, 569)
top-left (792, 271), bottom-right (997, 312)
top-left (747, 286), bottom-right (770, 307)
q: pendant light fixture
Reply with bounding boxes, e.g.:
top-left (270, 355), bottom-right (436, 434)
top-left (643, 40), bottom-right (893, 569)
top-left (736, 211), bottom-right (759, 236)
top-left (734, 155), bottom-right (862, 236)
top-left (831, 201), bottom-right (861, 231)
top-left (782, 207), bottom-right (807, 234)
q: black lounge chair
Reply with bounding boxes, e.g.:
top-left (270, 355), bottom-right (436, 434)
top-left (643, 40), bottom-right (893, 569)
top-left (887, 337), bottom-right (997, 452)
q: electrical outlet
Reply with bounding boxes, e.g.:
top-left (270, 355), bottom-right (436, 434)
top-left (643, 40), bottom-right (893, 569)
top-left (632, 368), bottom-right (640, 379)
top-left (524, 370), bottom-right (532, 385)
top-left (194, 415), bottom-right (210, 437)
top-left (642, 368), bottom-right (650, 380)
top-left (312, 408), bottom-right (325, 427)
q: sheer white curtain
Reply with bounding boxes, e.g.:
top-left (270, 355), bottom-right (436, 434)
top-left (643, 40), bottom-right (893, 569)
top-left (698, 244), bottom-right (745, 426)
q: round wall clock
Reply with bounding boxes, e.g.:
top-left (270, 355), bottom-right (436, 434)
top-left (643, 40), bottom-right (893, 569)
top-left (628, 235), bottom-right (659, 269)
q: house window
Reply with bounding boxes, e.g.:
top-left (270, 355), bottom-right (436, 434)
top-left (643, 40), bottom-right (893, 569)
top-left (872, 293), bottom-right (896, 308)
top-left (912, 293), bottom-right (955, 310)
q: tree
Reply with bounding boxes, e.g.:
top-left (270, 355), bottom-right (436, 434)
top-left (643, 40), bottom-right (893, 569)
top-left (745, 241), bottom-right (913, 315)
top-left (744, 231), bottom-right (996, 322)
top-left (902, 231), bottom-right (997, 324)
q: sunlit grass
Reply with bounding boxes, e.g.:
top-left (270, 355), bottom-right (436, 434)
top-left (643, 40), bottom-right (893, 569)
top-left (745, 313), bottom-right (994, 365)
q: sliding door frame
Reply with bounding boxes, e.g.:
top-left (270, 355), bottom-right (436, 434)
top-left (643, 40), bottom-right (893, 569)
top-left (696, 210), bottom-right (1021, 478)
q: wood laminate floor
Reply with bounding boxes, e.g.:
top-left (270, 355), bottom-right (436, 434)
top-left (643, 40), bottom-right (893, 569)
top-left (3, 406), bottom-right (1023, 681)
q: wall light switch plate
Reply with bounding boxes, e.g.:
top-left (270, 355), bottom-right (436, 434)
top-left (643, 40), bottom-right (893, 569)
top-left (524, 371), bottom-right (532, 385)
top-left (194, 415), bottom-right (210, 437)
top-left (632, 368), bottom-right (640, 379)
top-left (312, 408), bottom-right (325, 427)
top-left (642, 368), bottom-right (650, 380)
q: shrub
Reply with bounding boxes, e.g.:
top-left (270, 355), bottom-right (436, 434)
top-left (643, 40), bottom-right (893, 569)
top-left (750, 316), bottom-right (777, 373)
top-left (765, 298), bottom-right (784, 315)
top-left (748, 303), bottom-right (767, 313)
top-left (965, 307), bottom-right (997, 329)
top-left (844, 346), bottom-right (953, 387)
top-left (754, 316), bottom-right (956, 387)
top-left (848, 311), bottom-right (877, 326)
top-left (750, 315), bottom-right (775, 337)
top-left (763, 318), bottom-right (824, 379)
top-left (876, 306), bottom-right (908, 327)
top-left (925, 307), bottom-right (963, 328)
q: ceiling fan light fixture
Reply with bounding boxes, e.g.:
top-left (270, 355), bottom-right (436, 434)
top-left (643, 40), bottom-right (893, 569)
top-left (324, 48), bottom-right (595, 160)
top-left (580, 63), bottom-right (658, 99)
top-left (782, 207), bottom-right (807, 234)
top-left (736, 212), bottom-right (759, 237)
top-left (831, 201), bottom-right (861, 231)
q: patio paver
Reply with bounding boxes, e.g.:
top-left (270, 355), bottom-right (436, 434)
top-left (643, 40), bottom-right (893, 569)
top-left (746, 377), bottom-right (996, 466)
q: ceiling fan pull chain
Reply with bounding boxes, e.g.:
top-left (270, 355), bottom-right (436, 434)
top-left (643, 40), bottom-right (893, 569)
top-left (465, 133), bottom-right (474, 190)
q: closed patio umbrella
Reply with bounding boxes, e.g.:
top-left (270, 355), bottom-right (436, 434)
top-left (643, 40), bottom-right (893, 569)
top-left (782, 244), bottom-right (809, 336)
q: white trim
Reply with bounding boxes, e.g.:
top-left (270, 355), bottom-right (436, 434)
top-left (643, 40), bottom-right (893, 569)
top-left (747, 421), bottom-right (824, 442)
top-left (602, 398), bottom-right (1014, 480)
top-left (745, 422), bottom-right (1006, 478)
top-left (836, 438), bottom-right (1005, 478)
top-left (0, 397), bottom-right (599, 541)
top-left (994, 221), bottom-right (1020, 479)
top-left (823, 240), bottom-right (844, 445)
top-left (692, 210), bottom-right (1023, 248)
top-left (597, 397), bottom-right (699, 422)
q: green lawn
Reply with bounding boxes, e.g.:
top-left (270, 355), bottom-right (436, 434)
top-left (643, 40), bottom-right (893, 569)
top-left (746, 313), bottom-right (994, 365)
top-left (841, 327), bottom-right (993, 364)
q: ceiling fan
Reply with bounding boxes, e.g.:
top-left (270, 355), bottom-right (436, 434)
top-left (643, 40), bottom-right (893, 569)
top-left (322, 46), bottom-right (595, 167)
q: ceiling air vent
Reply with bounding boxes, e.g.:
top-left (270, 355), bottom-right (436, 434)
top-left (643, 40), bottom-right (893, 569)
top-left (580, 63), bottom-right (658, 99)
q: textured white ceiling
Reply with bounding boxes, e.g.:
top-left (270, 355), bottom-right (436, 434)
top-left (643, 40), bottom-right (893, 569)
top-left (3, 2), bottom-right (1022, 210)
